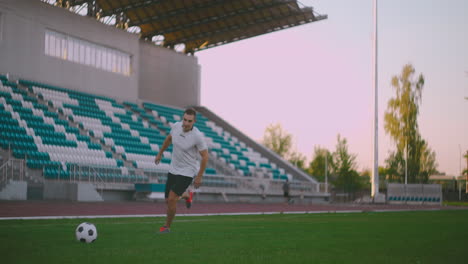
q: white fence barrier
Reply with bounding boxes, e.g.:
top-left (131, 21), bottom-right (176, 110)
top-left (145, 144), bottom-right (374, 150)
top-left (387, 183), bottom-right (442, 204)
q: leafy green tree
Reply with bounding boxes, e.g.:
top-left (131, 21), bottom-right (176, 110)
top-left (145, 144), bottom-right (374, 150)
top-left (359, 169), bottom-right (372, 191)
top-left (307, 147), bottom-right (333, 182)
top-left (288, 150), bottom-right (307, 170)
top-left (331, 135), bottom-right (364, 198)
top-left (384, 64), bottom-right (437, 183)
top-left (384, 151), bottom-right (405, 182)
top-left (262, 123), bottom-right (292, 158)
top-left (463, 151), bottom-right (468, 176)
top-left (419, 139), bottom-right (438, 181)
top-left (377, 166), bottom-right (389, 187)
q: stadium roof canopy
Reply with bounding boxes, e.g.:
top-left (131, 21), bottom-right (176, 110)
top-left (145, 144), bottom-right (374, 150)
top-left (58, 0), bottom-right (327, 54)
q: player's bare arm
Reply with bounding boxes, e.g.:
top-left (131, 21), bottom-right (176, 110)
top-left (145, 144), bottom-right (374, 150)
top-left (194, 149), bottom-right (209, 188)
top-left (154, 134), bottom-right (172, 164)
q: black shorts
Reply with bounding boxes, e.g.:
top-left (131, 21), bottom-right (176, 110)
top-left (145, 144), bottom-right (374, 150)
top-left (283, 192), bottom-right (290, 198)
top-left (165, 173), bottom-right (193, 198)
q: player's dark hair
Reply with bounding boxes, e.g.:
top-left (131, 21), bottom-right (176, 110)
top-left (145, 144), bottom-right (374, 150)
top-left (184, 108), bottom-right (197, 120)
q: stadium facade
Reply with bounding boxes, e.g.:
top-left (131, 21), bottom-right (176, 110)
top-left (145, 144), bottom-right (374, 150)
top-left (0, 0), bottom-right (200, 107)
top-left (0, 0), bottom-right (330, 203)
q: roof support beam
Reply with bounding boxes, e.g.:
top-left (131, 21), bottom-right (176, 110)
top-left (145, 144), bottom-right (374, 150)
top-left (192, 12), bottom-right (327, 53)
top-left (132, 0), bottom-right (228, 28)
top-left (166, 9), bottom-right (317, 46)
top-left (101, 0), bottom-right (161, 17)
top-left (69, 0), bottom-right (89, 6)
top-left (140, 0), bottom-right (297, 39)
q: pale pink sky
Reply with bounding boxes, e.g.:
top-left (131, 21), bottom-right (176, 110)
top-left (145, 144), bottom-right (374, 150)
top-left (197, 0), bottom-right (468, 176)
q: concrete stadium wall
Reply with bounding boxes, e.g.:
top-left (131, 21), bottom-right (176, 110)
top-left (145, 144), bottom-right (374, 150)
top-left (0, 180), bottom-right (27, 200)
top-left (77, 183), bottom-right (103, 202)
top-left (44, 181), bottom-right (77, 200)
top-left (0, 0), bottom-right (201, 106)
top-left (44, 181), bottom-right (103, 201)
top-left (138, 41), bottom-right (201, 108)
top-left (0, 0), bottom-right (139, 100)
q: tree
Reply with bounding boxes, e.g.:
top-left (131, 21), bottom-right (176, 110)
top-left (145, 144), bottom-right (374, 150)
top-left (463, 151), bottom-right (468, 176)
top-left (384, 151), bottom-right (405, 182)
top-left (384, 64), bottom-right (437, 183)
top-left (262, 123), bottom-right (292, 158)
top-left (288, 150), bottom-right (307, 170)
top-left (331, 135), bottom-right (364, 198)
top-left (376, 166), bottom-right (390, 188)
top-left (419, 139), bottom-right (438, 181)
top-left (308, 146), bottom-right (333, 182)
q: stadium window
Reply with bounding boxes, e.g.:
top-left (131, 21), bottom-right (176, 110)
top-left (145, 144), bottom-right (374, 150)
top-left (124, 56), bottom-right (131, 76)
top-left (121, 54), bottom-right (125, 74)
top-left (102, 48), bottom-right (109, 71)
top-left (122, 56), bottom-right (127, 75)
top-left (55, 34), bottom-right (61, 58)
top-left (109, 50), bottom-right (114, 72)
top-left (115, 53), bottom-right (120, 74)
top-left (90, 44), bottom-right (95, 67)
top-left (49, 33), bottom-right (56, 57)
top-left (61, 38), bottom-right (67, 60)
top-left (73, 39), bottom-right (79, 63)
top-left (107, 50), bottom-right (113, 72)
top-left (68, 39), bottom-right (74, 62)
top-left (96, 47), bottom-right (101, 69)
top-left (111, 51), bottom-right (117, 73)
top-left (79, 41), bottom-right (85, 64)
top-left (102, 48), bottom-right (106, 70)
top-left (111, 52), bottom-right (115, 72)
top-left (85, 45), bottom-right (91, 66)
top-left (44, 29), bottom-right (131, 76)
top-left (101, 48), bottom-right (106, 71)
top-left (44, 31), bottom-right (50, 56)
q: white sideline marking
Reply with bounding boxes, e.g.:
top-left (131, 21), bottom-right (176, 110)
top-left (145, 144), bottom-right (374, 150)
top-left (0, 208), bottom-right (445, 220)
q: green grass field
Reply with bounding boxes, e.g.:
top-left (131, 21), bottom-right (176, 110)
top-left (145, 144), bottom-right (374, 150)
top-left (443, 201), bottom-right (468, 207)
top-left (1, 210), bottom-right (467, 264)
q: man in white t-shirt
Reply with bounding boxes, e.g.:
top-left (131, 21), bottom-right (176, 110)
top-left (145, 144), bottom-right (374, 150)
top-left (154, 108), bottom-right (208, 234)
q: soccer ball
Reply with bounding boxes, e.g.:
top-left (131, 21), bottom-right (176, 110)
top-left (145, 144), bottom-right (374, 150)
top-left (75, 222), bottom-right (97, 243)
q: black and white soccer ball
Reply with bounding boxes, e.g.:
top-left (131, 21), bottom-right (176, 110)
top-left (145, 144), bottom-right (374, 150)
top-left (75, 222), bottom-right (97, 243)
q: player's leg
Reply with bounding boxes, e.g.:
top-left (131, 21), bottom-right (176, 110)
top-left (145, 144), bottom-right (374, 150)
top-left (164, 173), bottom-right (176, 202)
top-left (164, 190), bottom-right (179, 228)
top-left (182, 188), bottom-right (194, 209)
top-left (160, 173), bottom-right (177, 233)
top-left (160, 175), bottom-right (193, 233)
top-left (174, 176), bottom-right (194, 209)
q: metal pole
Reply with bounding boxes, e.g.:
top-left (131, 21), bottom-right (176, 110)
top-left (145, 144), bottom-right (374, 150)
top-left (465, 150), bottom-right (468, 193)
top-left (405, 97), bottom-right (409, 184)
top-left (371, 0), bottom-right (380, 198)
top-left (459, 144), bottom-right (462, 178)
top-left (325, 152), bottom-right (328, 192)
top-left (405, 140), bottom-right (408, 184)
top-left (459, 178), bottom-right (462, 201)
top-left (459, 145), bottom-right (462, 200)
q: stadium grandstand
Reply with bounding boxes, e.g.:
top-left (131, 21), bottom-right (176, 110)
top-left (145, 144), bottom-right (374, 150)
top-left (0, 0), bottom-right (330, 203)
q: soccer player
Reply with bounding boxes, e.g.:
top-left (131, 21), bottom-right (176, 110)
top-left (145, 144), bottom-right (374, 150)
top-left (283, 179), bottom-right (291, 204)
top-left (154, 108), bottom-right (208, 234)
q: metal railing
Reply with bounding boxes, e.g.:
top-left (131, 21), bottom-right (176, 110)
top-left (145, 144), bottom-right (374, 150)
top-left (36, 161), bottom-right (323, 197)
top-left (42, 163), bottom-right (149, 184)
top-left (0, 158), bottom-right (26, 189)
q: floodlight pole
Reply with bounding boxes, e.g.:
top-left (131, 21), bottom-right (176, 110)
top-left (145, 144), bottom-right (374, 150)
top-left (405, 130), bottom-right (408, 185)
top-left (459, 144), bottom-right (462, 200)
top-left (459, 144), bottom-right (462, 178)
top-left (325, 153), bottom-right (328, 192)
top-left (371, 0), bottom-right (380, 199)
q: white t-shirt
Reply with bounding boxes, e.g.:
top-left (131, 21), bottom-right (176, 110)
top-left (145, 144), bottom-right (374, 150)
top-left (168, 121), bottom-right (207, 177)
